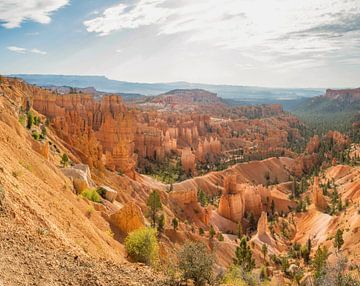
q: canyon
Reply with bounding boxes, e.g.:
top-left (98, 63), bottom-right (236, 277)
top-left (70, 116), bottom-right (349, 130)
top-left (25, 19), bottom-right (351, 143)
top-left (0, 76), bottom-right (359, 285)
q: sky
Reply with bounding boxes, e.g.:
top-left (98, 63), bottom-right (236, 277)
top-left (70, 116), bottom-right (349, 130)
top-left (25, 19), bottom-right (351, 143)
top-left (0, 0), bottom-right (359, 88)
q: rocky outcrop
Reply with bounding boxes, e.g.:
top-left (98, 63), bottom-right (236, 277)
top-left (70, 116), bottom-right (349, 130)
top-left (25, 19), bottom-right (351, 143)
top-left (324, 88), bottom-right (360, 101)
top-left (32, 93), bottom-right (137, 177)
top-left (181, 148), bottom-right (196, 175)
top-left (218, 176), bottom-right (245, 222)
top-left (313, 177), bottom-right (328, 211)
top-left (62, 164), bottom-right (94, 193)
top-left (109, 202), bottom-right (145, 234)
top-left (31, 140), bottom-right (49, 159)
top-left (169, 188), bottom-right (197, 205)
top-left (99, 185), bottom-right (118, 203)
top-left (257, 211), bottom-right (269, 238)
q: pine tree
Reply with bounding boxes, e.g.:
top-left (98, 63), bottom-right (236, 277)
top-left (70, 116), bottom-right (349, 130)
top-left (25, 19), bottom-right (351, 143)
top-left (147, 191), bottom-right (162, 227)
top-left (27, 112), bottom-right (33, 129)
top-left (333, 229), bottom-right (344, 252)
top-left (234, 236), bottom-right (255, 272)
top-left (313, 246), bottom-right (329, 279)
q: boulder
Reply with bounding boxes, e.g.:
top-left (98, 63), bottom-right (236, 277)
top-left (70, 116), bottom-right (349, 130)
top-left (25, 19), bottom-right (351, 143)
top-left (62, 164), bottom-right (94, 193)
top-left (99, 185), bottom-right (118, 202)
top-left (109, 202), bottom-right (145, 234)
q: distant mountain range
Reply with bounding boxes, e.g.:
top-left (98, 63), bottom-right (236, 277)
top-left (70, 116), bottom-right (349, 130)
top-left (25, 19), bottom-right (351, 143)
top-left (10, 74), bottom-right (324, 104)
top-left (291, 87), bottom-right (360, 134)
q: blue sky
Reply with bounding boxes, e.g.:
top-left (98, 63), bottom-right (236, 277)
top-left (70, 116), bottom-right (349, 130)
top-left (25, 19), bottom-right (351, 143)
top-left (0, 0), bottom-right (360, 88)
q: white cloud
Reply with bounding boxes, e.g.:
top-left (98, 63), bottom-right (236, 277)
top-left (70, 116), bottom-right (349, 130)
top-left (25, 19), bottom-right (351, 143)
top-left (7, 46), bottom-right (47, 55)
top-left (30, 48), bottom-right (47, 55)
top-left (7, 46), bottom-right (26, 53)
top-left (84, 0), bottom-right (360, 65)
top-left (0, 0), bottom-right (69, 28)
top-left (84, 0), bottom-right (171, 36)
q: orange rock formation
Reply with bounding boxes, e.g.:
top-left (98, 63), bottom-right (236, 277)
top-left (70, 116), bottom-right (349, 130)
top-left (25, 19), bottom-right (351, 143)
top-left (312, 177), bottom-right (328, 211)
top-left (32, 93), bottom-right (137, 177)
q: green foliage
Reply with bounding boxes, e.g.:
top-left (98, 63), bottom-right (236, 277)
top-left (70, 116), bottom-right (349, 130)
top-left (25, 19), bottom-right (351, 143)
top-left (333, 229), bottom-right (344, 251)
top-left (199, 227), bottom-right (205, 236)
top-left (288, 242), bottom-right (302, 259)
top-left (197, 189), bottom-right (208, 207)
top-left (247, 212), bottom-right (257, 232)
top-left (172, 217), bottom-right (178, 231)
top-left (31, 130), bottom-right (40, 140)
top-left (147, 190), bottom-right (162, 227)
top-left (19, 114), bottom-right (26, 126)
top-left (40, 125), bottom-right (47, 139)
top-left (157, 213), bottom-right (165, 233)
top-left (234, 236), bottom-right (255, 272)
top-left (313, 246), bottom-right (329, 280)
top-left (237, 223), bottom-right (243, 239)
top-left (81, 188), bottom-right (102, 203)
top-left (222, 265), bottom-right (260, 286)
top-left (300, 238), bottom-right (312, 264)
top-left (124, 227), bottom-right (159, 265)
top-left (144, 158), bottom-right (187, 184)
top-left (209, 225), bottom-right (216, 239)
top-left (60, 153), bottom-right (69, 167)
top-left (33, 116), bottom-right (41, 126)
top-left (178, 241), bottom-right (214, 286)
top-left (26, 112), bottom-right (33, 129)
top-left (217, 232), bottom-right (224, 241)
top-left (261, 243), bottom-right (268, 261)
top-left (222, 266), bottom-right (248, 286)
top-left (259, 265), bottom-right (268, 281)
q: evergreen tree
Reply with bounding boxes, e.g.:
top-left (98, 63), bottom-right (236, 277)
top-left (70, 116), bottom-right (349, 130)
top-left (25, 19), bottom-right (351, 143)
top-left (209, 225), bottom-right (215, 239)
top-left (333, 229), bottom-right (344, 252)
top-left (261, 243), bottom-right (268, 261)
top-left (271, 200), bottom-right (276, 216)
top-left (197, 189), bottom-right (208, 207)
top-left (234, 236), bottom-right (255, 272)
top-left (313, 246), bottom-right (329, 279)
top-left (172, 217), bottom-right (178, 231)
top-left (157, 213), bottom-right (165, 233)
top-left (27, 112), bottom-right (33, 129)
top-left (147, 191), bottom-right (162, 227)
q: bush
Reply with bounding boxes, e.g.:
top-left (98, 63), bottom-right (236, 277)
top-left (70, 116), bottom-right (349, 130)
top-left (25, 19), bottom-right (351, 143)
top-left (124, 227), bottom-right (159, 265)
top-left (178, 241), bottom-right (214, 285)
top-left (32, 130), bottom-right (40, 140)
top-left (81, 188), bottom-right (102, 203)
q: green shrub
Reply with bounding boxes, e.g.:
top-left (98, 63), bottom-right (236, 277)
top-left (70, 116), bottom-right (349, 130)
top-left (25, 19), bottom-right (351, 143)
top-left (124, 227), bottom-right (159, 265)
top-left (217, 233), bottom-right (224, 241)
top-left (32, 130), bottom-right (40, 140)
top-left (178, 241), bottom-right (214, 285)
top-left (19, 114), bottom-right (26, 126)
top-left (26, 112), bottom-right (33, 129)
top-left (81, 188), bottom-right (102, 203)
